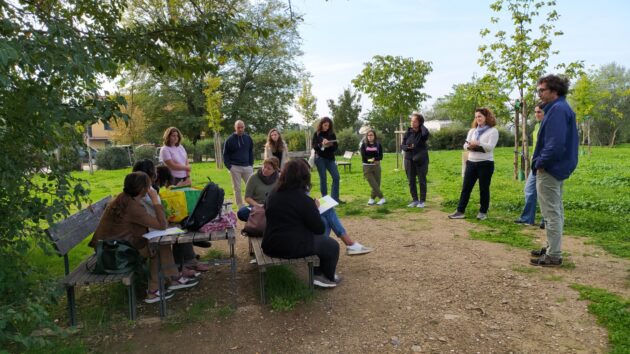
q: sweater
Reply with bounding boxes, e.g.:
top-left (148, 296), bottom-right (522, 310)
top-left (401, 126), bottom-right (430, 160)
top-left (244, 171), bottom-right (277, 204)
top-left (223, 133), bottom-right (254, 169)
top-left (359, 140), bottom-right (383, 164)
top-left (532, 96), bottom-right (579, 180)
top-left (463, 127), bottom-right (499, 162)
top-left (262, 189), bottom-right (325, 258)
top-left (312, 131), bottom-right (338, 160)
top-left (263, 141), bottom-right (289, 169)
top-left (89, 197), bottom-right (167, 251)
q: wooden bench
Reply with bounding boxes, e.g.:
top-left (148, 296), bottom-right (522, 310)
top-left (46, 196), bottom-right (137, 326)
top-left (247, 236), bottom-right (319, 304)
top-left (336, 150), bottom-right (354, 172)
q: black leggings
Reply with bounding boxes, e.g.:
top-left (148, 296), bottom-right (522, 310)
top-left (457, 160), bottom-right (495, 213)
top-left (312, 235), bottom-right (339, 281)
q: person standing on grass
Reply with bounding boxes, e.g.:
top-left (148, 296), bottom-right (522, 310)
top-left (312, 117), bottom-right (342, 203)
top-left (448, 107), bottom-right (499, 221)
top-left (159, 127), bottom-right (191, 186)
top-left (515, 103), bottom-right (546, 228)
top-left (530, 74), bottom-right (578, 267)
top-left (223, 120), bottom-right (254, 209)
top-left (264, 128), bottom-right (289, 170)
top-left (360, 129), bottom-right (386, 206)
top-left (402, 112), bottom-right (430, 208)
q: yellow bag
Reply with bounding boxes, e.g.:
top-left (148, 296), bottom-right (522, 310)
top-left (160, 187), bottom-right (202, 222)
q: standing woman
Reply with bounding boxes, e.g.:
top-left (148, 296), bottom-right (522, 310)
top-left (448, 107), bottom-right (499, 220)
top-left (359, 129), bottom-right (386, 205)
top-left (159, 127), bottom-right (191, 186)
top-left (264, 128), bottom-right (289, 170)
top-left (312, 117), bottom-right (341, 202)
top-left (402, 112), bottom-right (430, 208)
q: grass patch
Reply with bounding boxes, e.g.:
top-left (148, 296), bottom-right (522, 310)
top-left (186, 296), bottom-right (216, 322)
top-left (561, 261), bottom-right (576, 270)
top-left (512, 266), bottom-right (539, 274)
top-left (544, 275), bottom-right (564, 282)
top-left (199, 249), bottom-right (227, 261)
top-left (469, 222), bottom-right (535, 249)
top-left (265, 265), bottom-right (314, 311)
top-left (570, 284), bottom-right (630, 353)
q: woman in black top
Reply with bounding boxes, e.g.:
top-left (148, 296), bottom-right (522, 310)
top-left (359, 129), bottom-right (386, 205)
top-left (311, 117), bottom-right (341, 202)
top-left (262, 160), bottom-right (341, 288)
top-left (402, 112), bottom-right (430, 208)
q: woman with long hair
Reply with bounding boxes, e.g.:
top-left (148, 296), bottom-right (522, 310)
top-left (402, 112), bottom-right (430, 208)
top-left (448, 107), bottom-right (499, 220)
top-left (311, 117), bottom-right (341, 202)
top-left (262, 160), bottom-right (341, 288)
top-left (159, 127), bottom-right (191, 186)
top-left (359, 129), bottom-right (386, 205)
top-left (264, 128), bottom-right (289, 169)
top-left (89, 172), bottom-right (198, 303)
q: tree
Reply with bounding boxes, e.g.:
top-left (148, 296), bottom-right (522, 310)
top-left (327, 88), bottom-right (362, 131)
top-left (569, 73), bottom-right (600, 148)
top-left (295, 78), bottom-right (319, 126)
top-left (591, 63), bottom-right (630, 146)
top-left (478, 0), bottom-right (583, 178)
top-left (0, 0), bottom-right (244, 348)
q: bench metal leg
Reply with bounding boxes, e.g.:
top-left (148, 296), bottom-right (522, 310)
top-left (67, 286), bottom-right (77, 326)
top-left (308, 262), bottom-right (314, 293)
top-left (230, 245), bottom-right (237, 308)
top-left (259, 270), bottom-right (266, 304)
top-left (127, 278), bottom-right (137, 321)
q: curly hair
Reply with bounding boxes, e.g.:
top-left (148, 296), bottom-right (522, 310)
top-left (162, 127), bottom-right (182, 147)
top-left (265, 128), bottom-right (285, 153)
top-left (538, 74), bottom-right (570, 97)
top-left (473, 107), bottom-right (497, 128)
top-left (275, 159), bottom-right (311, 192)
top-left (316, 117), bottom-right (334, 134)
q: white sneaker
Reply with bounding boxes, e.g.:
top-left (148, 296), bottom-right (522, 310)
top-left (477, 212), bottom-right (488, 220)
top-left (313, 275), bottom-right (337, 288)
top-left (377, 198), bottom-right (386, 205)
top-left (407, 201), bottom-right (419, 208)
top-left (346, 242), bottom-right (373, 256)
top-left (367, 198), bottom-right (375, 205)
top-left (416, 202), bottom-right (425, 208)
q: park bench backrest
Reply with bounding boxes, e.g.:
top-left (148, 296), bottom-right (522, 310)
top-left (343, 151), bottom-right (353, 159)
top-left (46, 196), bottom-right (112, 257)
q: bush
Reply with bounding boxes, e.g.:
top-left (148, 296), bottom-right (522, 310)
top-left (283, 130), bottom-right (308, 152)
top-left (196, 139), bottom-right (215, 159)
top-left (429, 126), bottom-right (470, 150)
top-left (336, 128), bottom-right (361, 155)
top-left (96, 146), bottom-right (131, 170)
top-left (250, 133), bottom-right (267, 160)
top-left (134, 145), bottom-right (158, 164)
top-left (496, 127), bottom-right (515, 147)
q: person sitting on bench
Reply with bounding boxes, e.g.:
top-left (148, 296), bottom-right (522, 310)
top-left (89, 172), bottom-right (199, 304)
top-left (237, 157), bottom-right (280, 222)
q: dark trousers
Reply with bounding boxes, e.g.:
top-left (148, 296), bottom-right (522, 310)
top-left (312, 235), bottom-right (339, 281)
top-left (457, 160), bottom-right (495, 213)
top-left (404, 159), bottom-right (429, 202)
top-left (172, 243), bottom-right (196, 268)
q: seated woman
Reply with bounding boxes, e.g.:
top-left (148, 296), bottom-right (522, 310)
top-left (89, 171), bottom-right (199, 303)
top-left (262, 160), bottom-right (340, 288)
top-left (237, 157), bottom-right (280, 222)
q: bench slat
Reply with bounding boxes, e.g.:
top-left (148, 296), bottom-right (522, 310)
top-left (46, 196), bottom-right (112, 256)
top-left (249, 237), bottom-right (319, 268)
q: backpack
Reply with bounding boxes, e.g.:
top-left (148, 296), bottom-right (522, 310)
top-left (182, 181), bottom-right (225, 231)
top-left (89, 239), bottom-right (142, 274)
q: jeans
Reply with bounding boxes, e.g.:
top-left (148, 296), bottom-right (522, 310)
top-left (312, 235), bottom-right (339, 281)
top-left (537, 171), bottom-right (564, 258)
top-left (363, 164), bottom-right (383, 199)
top-left (320, 209), bottom-right (346, 238)
top-left (229, 165), bottom-right (253, 208)
top-left (314, 156), bottom-right (340, 202)
top-left (457, 160), bottom-right (494, 213)
top-left (404, 159), bottom-right (428, 202)
top-left (518, 172), bottom-right (540, 225)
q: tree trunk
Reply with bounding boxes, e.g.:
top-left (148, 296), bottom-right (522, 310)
top-left (214, 131), bottom-right (224, 169)
top-left (608, 127), bottom-right (619, 147)
top-left (513, 109), bottom-right (519, 180)
top-left (521, 101), bottom-right (529, 178)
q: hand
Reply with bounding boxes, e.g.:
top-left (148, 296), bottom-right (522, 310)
top-left (148, 188), bottom-right (160, 204)
top-left (313, 198), bottom-right (320, 208)
top-left (185, 165), bottom-right (192, 172)
top-left (322, 138), bottom-right (329, 146)
top-left (374, 160), bottom-right (380, 165)
top-left (468, 140), bottom-right (479, 148)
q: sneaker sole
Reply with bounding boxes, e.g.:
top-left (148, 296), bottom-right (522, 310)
top-left (168, 280), bottom-right (200, 291)
top-left (346, 249), bottom-right (373, 256)
top-left (313, 280), bottom-right (336, 288)
top-left (144, 293), bottom-right (174, 303)
top-left (448, 216), bottom-right (465, 219)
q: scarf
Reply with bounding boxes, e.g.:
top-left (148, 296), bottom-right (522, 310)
top-left (258, 169), bottom-right (278, 186)
top-left (474, 124), bottom-right (490, 141)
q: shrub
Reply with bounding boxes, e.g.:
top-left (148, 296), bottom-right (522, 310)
top-left (429, 126), bottom-right (470, 150)
top-left (283, 130), bottom-right (308, 152)
top-left (196, 138), bottom-right (215, 159)
top-left (250, 133), bottom-right (267, 160)
top-left (336, 128), bottom-right (361, 155)
top-left (134, 145), bottom-right (158, 164)
top-left (96, 146), bottom-right (131, 170)
top-left (496, 127), bottom-right (515, 147)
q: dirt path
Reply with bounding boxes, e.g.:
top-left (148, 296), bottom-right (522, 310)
top-left (101, 208), bottom-right (630, 353)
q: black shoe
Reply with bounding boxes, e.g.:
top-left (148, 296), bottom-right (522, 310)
top-left (337, 200), bottom-right (347, 205)
top-left (530, 254), bottom-right (562, 267)
top-left (530, 247), bottom-right (547, 257)
top-left (514, 219), bottom-right (527, 224)
top-left (539, 222), bottom-right (545, 229)
top-left (193, 241), bottom-right (212, 248)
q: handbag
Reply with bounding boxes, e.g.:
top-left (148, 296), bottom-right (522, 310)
top-left (91, 239), bottom-right (141, 274)
top-left (242, 205), bottom-right (266, 237)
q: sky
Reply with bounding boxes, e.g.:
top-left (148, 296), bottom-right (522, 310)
top-left (292, 0), bottom-right (630, 121)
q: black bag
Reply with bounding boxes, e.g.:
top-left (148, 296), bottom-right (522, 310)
top-left (92, 239), bottom-right (141, 274)
top-left (183, 181), bottom-right (225, 231)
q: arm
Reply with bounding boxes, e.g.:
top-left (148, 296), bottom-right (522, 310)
top-left (160, 147), bottom-right (190, 172)
top-left (301, 196), bottom-right (325, 235)
top-left (329, 133), bottom-right (338, 154)
top-left (478, 128), bottom-right (499, 153)
top-left (377, 143), bottom-right (384, 161)
top-left (312, 132), bottom-right (321, 150)
top-left (536, 111), bottom-right (568, 169)
top-left (248, 136), bottom-right (254, 166)
top-left (463, 129), bottom-right (473, 150)
top-left (263, 145), bottom-right (270, 160)
top-left (129, 191), bottom-right (168, 230)
top-left (359, 141), bottom-right (368, 163)
top-left (244, 176), bottom-right (260, 206)
top-left (281, 142), bottom-right (288, 168)
top-left (222, 137), bottom-right (232, 170)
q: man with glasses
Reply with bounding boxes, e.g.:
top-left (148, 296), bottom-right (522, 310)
top-left (530, 75), bottom-right (579, 267)
top-left (515, 103), bottom-right (545, 228)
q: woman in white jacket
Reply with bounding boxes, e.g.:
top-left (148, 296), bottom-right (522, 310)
top-left (264, 128), bottom-right (289, 170)
top-left (448, 107), bottom-right (499, 220)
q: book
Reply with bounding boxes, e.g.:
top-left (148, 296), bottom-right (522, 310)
top-left (318, 195), bottom-right (339, 214)
top-left (143, 227), bottom-right (186, 240)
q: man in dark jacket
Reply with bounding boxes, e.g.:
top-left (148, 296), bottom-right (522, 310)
top-left (530, 74), bottom-right (579, 267)
top-left (223, 120), bottom-right (254, 208)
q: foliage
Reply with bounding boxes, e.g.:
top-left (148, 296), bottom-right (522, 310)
top-left (96, 147), bottom-right (132, 170)
top-left (335, 128), bottom-right (361, 155)
top-left (133, 145), bottom-right (158, 164)
top-left (353, 55), bottom-right (433, 132)
top-left (295, 78), bottom-right (319, 126)
top-left (203, 76), bottom-right (224, 134)
top-left (283, 129), bottom-right (308, 152)
top-left (570, 284), bottom-right (630, 354)
top-left (428, 126), bottom-right (470, 150)
top-left (109, 93), bottom-right (149, 145)
top-left (327, 87), bottom-right (362, 132)
top-left (219, 0), bottom-right (303, 133)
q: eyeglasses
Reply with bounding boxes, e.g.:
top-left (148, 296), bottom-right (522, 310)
top-left (537, 88), bottom-right (549, 94)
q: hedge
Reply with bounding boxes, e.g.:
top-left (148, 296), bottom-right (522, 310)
top-left (96, 146), bottom-right (131, 170)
